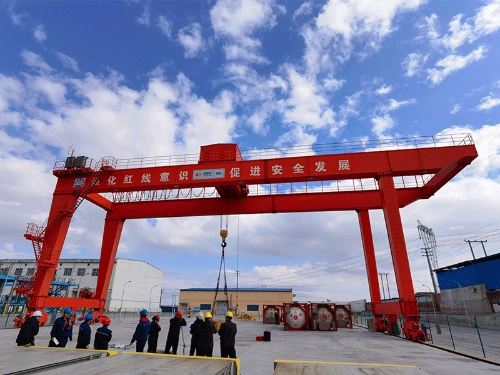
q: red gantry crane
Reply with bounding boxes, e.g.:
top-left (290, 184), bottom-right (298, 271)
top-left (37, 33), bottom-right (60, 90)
top-left (15, 134), bottom-right (477, 341)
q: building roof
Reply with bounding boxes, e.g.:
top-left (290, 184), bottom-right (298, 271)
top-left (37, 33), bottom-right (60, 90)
top-left (435, 252), bottom-right (500, 272)
top-left (181, 288), bottom-right (292, 292)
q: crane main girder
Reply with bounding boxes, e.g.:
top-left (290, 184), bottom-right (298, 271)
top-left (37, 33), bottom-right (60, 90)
top-left (20, 136), bottom-right (478, 343)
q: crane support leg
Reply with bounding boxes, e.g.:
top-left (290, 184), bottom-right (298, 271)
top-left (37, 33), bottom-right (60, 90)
top-left (358, 210), bottom-right (386, 332)
top-left (29, 193), bottom-right (80, 310)
top-left (95, 216), bottom-right (125, 312)
top-left (377, 175), bottom-right (425, 342)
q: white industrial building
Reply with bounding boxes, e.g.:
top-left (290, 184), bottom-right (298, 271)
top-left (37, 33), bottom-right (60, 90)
top-left (0, 258), bottom-right (163, 313)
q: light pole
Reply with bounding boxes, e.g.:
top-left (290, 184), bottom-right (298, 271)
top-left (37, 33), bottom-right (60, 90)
top-left (120, 280), bottom-right (132, 320)
top-left (171, 289), bottom-right (179, 316)
top-left (75, 273), bottom-right (89, 298)
top-left (149, 284), bottom-right (159, 313)
top-left (423, 284), bottom-right (441, 334)
top-left (450, 280), bottom-right (471, 328)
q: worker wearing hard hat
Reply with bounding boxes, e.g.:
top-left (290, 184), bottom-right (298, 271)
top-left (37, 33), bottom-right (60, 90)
top-left (196, 312), bottom-right (217, 357)
top-left (94, 317), bottom-right (112, 350)
top-left (130, 309), bottom-right (151, 352)
top-left (147, 315), bottom-right (162, 353)
top-left (15, 311), bottom-right (42, 346)
top-left (218, 311), bottom-right (237, 358)
top-left (49, 308), bottom-right (74, 347)
top-left (164, 311), bottom-right (187, 355)
top-left (76, 313), bottom-right (93, 349)
top-left (189, 312), bottom-right (204, 356)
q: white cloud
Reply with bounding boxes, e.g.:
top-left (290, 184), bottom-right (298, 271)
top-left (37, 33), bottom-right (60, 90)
top-left (211, 0), bottom-right (280, 39)
top-left (450, 104), bottom-right (461, 114)
top-left (370, 98), bottom-right (415, 136)
top-left (136, 6), bottom-right (150, 26)
top-left (33, 24), bottom-right (47, 42)
top-left (474, 0), bottom-right (500, 36)
top-left (376, 84), bottom-right (392, 95)
top-left (316, 0), bottom-right (423, 41)
top-left (282, 66), bottom-right (335, 130)
top-left (439, 14), bottom-right (474, 51)
top-left (210, 0), bottom-right (283, 63)
top-left (371, 114), bottom-right (394, 136)
top-left (178, 23), bottom-right (206, 58)
top-left (402, 52), bottom-right (428, 77)
top-left (476, 95), bottom-right (500, 111)
top-left (20, 50), bottom-right (54, 74)
top-left (423, 1), bottom-right (500, 51)
top-left (223, 44), bottom-right (269, 64)
top-left (380, 98), bottom-right (416, 112)
top-left (158, 15), bottom-right (172, 38)
top-left (55, 52), bottom-right (80, 72)
top-left (322, 75), bottom-right (344, 92)
top-left (293, 1), bottom-right (314, 20)
top-left (7, 2), bottom-right (24, 26)
top-left (427, 45), bottom-right (487, 85)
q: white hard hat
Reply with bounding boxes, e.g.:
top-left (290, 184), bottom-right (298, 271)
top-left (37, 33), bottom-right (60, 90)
top-left (32, 311), bottom-right (42, 317)
top-left (196, 312), bottom-right (204, 320)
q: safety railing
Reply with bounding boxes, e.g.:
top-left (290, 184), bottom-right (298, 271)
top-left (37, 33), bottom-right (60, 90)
top-left (353, 312), bottom-right (500, 362)
top-left (52, 133), bottom-right (474, 172)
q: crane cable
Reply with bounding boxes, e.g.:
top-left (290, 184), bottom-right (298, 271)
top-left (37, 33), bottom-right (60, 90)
top-left (212, 216), bottom-right (229, 316)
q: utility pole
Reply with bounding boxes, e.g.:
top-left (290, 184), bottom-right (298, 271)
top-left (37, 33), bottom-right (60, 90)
top-left (464, 240), bottom-right (487, 258)
top-left (418, 221), bottom-right (439, 293)
top-left (379, 273), bottom-right (386, 299)
top-left (421, 248), bottom-right (438, 294)
top-left (384, 273), bottom-right (391, 299)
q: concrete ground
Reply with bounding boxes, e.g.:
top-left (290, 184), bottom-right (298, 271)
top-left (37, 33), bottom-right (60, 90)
top-left (1, 315), bottom-right (500, 374)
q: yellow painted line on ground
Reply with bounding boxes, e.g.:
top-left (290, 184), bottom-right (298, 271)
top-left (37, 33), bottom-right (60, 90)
top-left (121, 352), bottom-right (240, 375)
top-left (274, 359), bottom-right (418, 368)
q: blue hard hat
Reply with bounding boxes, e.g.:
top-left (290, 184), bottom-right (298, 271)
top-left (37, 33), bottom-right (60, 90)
top-left (64, 308), bottom-right (74, 316)
top-left (139, 309), bottom-right (148, 316)
top-left (84, 313), bottom-right (93, 321)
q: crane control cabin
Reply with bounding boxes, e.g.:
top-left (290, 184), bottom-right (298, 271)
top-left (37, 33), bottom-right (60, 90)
top-left (15, 134), bottom-right (477, 341)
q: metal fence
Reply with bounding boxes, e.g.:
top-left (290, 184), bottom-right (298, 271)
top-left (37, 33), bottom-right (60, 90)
top-left (353, 312), bottom-right (500, 362)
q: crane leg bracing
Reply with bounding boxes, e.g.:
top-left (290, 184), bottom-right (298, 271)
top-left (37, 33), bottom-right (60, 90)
top-left (16, 135), bottom-right (478, 343)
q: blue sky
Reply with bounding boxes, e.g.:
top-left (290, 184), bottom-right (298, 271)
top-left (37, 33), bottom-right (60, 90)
top-left (1, 0), bottom-right (500, 303)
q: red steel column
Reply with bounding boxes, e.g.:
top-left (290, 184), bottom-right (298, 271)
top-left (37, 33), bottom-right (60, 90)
top-left (378, 175), bottom-right (415, 301)
top-left (357, 210), bottom-right (381, 304)
top-left (95, 216), bottom-right (125, 310)
top-left (30, 193), bottom-right (80, 310)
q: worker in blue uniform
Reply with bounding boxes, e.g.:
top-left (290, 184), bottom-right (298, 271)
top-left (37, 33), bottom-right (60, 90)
top-left (94, 317), bottom-right (112, 350)
top-left (48, 307), bottom-right (74, 347)
top-left (76, 313), bottom-right (93, 349)
top-left (130, 309), bottom-right (151, 352)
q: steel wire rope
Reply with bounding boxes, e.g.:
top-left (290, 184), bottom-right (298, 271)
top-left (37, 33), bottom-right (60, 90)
top-left (211, 214), bottom-right (229, 315)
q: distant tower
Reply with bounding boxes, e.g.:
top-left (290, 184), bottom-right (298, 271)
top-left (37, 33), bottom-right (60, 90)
top-left (417, 220), bottom-right (439, 293)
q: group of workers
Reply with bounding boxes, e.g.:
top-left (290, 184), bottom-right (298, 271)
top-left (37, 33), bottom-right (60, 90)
top-left (15, 308), bottom-right (237, 358)
top-left (16, 307), bottom-right (112, 350)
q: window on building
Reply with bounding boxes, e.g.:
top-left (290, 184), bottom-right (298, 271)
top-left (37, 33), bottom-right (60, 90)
top-left (200, 304), bottom-right (211, 311)
top-left (27, 268), bottom-right (35, 276)
top-left (14, 268), bottom-right (23, 276)
top-left (63, 268), bottom-right (72, 276)
top-left (91, 268), bottom-right (98, 276)
top-left (247, 305), bottom-right (259, 311)
top-left (77, 268), bottom-right (86, 276)
top-left (0, 268), bottom-right (9, 275)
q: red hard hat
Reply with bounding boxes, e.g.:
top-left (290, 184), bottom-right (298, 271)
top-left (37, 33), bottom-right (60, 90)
top-left (154, 315), bottom-right (160, 321)
top-left (175, 311), bottom-right (182, 318)
top-left (101, 317), bottom-right (111, 326)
